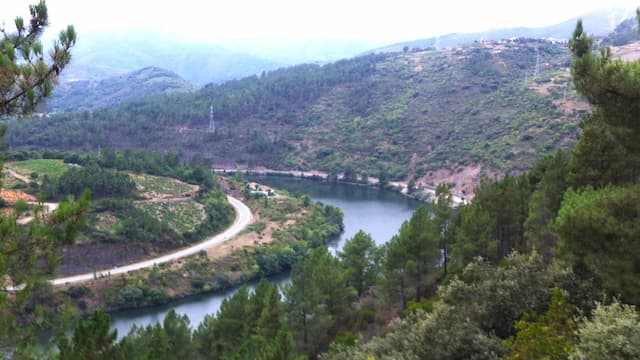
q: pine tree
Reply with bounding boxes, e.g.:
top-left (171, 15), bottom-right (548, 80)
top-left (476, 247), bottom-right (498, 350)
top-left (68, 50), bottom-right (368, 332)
top-left (0, 0), bottom-right (76, 115)
top-left (57, 310), bottom-right (120, 360)
top-left (338, 230), bottom-right (379, 296)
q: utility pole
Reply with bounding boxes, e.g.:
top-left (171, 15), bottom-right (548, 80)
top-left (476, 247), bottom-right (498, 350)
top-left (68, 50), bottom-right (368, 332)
top-left (208, 105), bottom-right (215, 133)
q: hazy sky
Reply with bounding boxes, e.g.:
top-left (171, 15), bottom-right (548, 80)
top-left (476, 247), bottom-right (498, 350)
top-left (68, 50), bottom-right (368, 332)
top-left (2, 0), bottom-right (638, 45)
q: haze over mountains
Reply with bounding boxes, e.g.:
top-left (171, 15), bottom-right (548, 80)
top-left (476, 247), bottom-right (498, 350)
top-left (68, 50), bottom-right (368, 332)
top-left (55, 6), bottom-right (633, 89)
top-left (371, 7), bottom-right (633, 53)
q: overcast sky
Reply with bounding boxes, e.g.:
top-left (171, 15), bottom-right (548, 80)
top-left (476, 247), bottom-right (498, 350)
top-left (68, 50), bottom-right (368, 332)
top-left (2, 0), bottom-right (638, 45)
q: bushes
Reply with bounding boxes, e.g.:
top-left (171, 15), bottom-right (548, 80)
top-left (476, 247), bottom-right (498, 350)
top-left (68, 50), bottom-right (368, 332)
top-left (42, 162), bottom-right (136, 200)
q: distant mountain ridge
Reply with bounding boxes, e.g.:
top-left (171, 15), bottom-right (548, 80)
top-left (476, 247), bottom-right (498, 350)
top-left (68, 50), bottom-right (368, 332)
top-left (48, 67), bottom-right (196, 112)
top-left (369, 8), bottom-right (633, 53)
top-left (62, 32), bottom-right (283, 85)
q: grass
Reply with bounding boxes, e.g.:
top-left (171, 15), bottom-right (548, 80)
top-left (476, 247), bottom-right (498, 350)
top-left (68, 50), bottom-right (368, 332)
top-left (2, 169), bottom-right (26, 188)
top-left (7, 159), bottom-right (69, 180)
top-left (135, 199), bottom-right (206, 233)
top-left (129, 173), bottom-right (197, 198)
top-left (90, 211), bottom-right (120, 234)
top-left (243, 222), bottom-right (267, 235)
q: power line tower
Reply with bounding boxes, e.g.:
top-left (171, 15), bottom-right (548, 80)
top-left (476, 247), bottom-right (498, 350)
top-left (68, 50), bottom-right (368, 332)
top-left (208, 105), bottom-right (215, 133)
top-left (534, 48), bottom-right (540, 79)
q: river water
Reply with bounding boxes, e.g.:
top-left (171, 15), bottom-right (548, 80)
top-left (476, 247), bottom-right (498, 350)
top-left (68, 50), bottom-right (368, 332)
top-left (109, 177), bottom-right (422, 336)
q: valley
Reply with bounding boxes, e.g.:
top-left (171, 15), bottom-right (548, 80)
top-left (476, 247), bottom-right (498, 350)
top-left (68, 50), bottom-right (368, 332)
top-left (9, 39), bottom-right (589, 195)
top-left (2, 2), bottom-right (640, 358)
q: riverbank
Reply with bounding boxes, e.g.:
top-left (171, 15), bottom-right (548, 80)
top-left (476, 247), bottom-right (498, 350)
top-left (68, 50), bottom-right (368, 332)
top-left (53, 178), bottom-right (344, 315)
top-left (214, 167), bottom-right (469, 206)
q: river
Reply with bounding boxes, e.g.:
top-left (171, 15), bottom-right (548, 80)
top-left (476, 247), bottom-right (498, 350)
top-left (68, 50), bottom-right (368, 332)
top-left (109, 177), bottom-right (422, 337)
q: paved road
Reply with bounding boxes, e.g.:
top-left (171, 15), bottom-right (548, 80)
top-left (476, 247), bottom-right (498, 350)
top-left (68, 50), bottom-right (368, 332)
top-left (46, 195), bottom-right (251, 286)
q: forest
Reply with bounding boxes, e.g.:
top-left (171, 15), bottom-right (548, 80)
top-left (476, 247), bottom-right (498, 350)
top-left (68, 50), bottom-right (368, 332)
top-left (1, 2), bottom-right (639, 359)
top-left (44, 18), bottom-right (640, 360)
top-left (7, 37), bottom-right (581, 188)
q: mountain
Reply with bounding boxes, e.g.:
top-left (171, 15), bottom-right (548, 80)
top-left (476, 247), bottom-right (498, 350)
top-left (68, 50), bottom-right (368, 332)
top-left (62, 32), bottom-right (282, 85)
top-left (602, 16), bottom-right (640, 46)
top-left (8, 39), bottom-right (585, 194)
top-left (369, 8), bottom-right (633, 53)
top-left (47, 67), bottom-right (196, 112)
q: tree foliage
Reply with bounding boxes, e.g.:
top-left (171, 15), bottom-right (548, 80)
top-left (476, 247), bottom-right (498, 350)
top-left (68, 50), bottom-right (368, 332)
top-left (555, 184), bottom-right (640, 304)
top-left (570, 300), bottom-right (640, 360)
top-left (0, 0), bottom-right (76, 115)
top-left (504, 289), bottom-right (577, 359)
top-left (338, 230), bottom-right (379, 296)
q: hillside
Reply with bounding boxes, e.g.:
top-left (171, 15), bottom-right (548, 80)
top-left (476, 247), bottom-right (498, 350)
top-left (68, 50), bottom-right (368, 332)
top-left (61, 32), bottom-right (282, 85)
top-left (47, 67), bottom-right (197, 112)
top-left (371, 8), bottom-right (633, 53)
top-left (7, 39), bottom-right (587, 194)
top-left (602, 16), bottom-right (640, 47)
top-left (1, 155), bottom-right (234, 276)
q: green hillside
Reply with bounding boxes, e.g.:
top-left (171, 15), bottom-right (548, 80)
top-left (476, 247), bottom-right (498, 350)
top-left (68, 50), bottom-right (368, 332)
top-left (47, 66), bottom-right (196, 112)
top-left (8, 39), bottom-right (585, 193)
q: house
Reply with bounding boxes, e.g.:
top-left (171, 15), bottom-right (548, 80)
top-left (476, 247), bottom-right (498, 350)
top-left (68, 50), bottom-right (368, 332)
top-left (246, 182), bottom-right (275, 198)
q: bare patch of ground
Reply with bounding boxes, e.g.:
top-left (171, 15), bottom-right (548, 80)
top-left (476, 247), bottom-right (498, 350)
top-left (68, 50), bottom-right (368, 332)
top-left (418, 165), bottom-right (503, 198)
top-left (205, 213), bottom-right (274, 261)
top-left (612, 40), bottom-right (640, 61)
top-left (57, 242), bottom-right (147, 276)
top-left (0, 189), bottom-right (36, 203)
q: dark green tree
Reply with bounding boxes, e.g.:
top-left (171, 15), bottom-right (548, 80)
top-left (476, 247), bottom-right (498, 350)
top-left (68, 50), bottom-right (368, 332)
top-left (57, 310), bottom-right (120, 360)
top-left (162, 309), bottom-right (195, 360)
top-left (569, 19), bottom-right (640, 150)
top-left (434, 183), bottom-right (453, 275)
top-left (450, 200), bottom-right (495, 267)
top-left (382, 205), bottom-right (440, 306)
top-left (382, 222), bottom-right (412, 309)
top-left (193, 285), bottom-right (250, 358)
top-left (523, 151), bottom-right (569, 256)
top-left (567, 112), bottom-right (638, 188)
top-left (555, 184), bottom-right (640, 304)
top-left (404, 205), bottom-right (440, 299)
top-left (338, 230), bottom-right (379, 296)
top-left (284, 247), bottom-right (352, 357)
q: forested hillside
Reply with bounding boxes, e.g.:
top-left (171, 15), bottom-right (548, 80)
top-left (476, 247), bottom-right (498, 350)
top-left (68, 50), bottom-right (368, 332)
top-left (47, 67), bottom-right (196, 112)
top-left (48, 17), bottom-right (640, 360)
top-left (8, 39), bottom-right (585, 193)
top-left (3, 2), bottom-right (640, 359)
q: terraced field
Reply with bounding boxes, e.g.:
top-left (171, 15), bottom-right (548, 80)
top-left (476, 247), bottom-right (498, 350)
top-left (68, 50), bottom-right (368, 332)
top-left (135, 199), bottom-right (206, 233)
top-left (129, 172), bottom-right (199, 199)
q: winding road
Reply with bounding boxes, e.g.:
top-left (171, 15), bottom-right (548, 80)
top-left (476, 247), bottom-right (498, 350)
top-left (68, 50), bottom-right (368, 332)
top-left (22, 195), bottom-right (251, 288)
